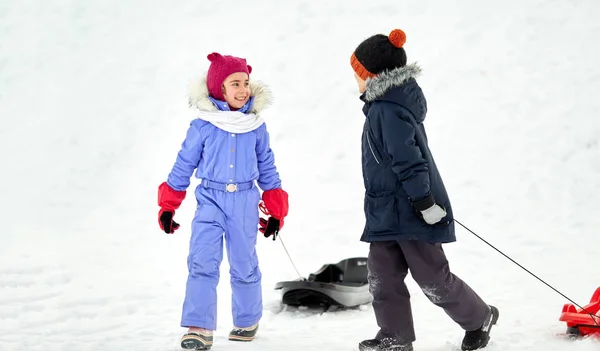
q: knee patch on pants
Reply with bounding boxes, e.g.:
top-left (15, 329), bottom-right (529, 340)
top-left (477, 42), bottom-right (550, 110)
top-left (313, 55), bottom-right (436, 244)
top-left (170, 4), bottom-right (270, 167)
top-left (189, 255), bottom-right (221, 278)
top-left (229, 260), bottom-right (261, 284)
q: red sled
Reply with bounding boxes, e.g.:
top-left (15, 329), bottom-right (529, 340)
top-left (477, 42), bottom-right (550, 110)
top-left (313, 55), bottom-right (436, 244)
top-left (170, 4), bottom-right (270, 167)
top-left (559, 286), bottom-right (600, 337)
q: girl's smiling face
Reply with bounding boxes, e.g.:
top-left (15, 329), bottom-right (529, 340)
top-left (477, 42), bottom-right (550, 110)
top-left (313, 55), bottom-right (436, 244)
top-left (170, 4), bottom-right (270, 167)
top-left (222, 72), bottom-right (250, 110)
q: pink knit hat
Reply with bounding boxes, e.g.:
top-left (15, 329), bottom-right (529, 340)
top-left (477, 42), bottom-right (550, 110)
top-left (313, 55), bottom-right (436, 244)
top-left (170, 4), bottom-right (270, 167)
top-left (206, 52), bottom-right (252, 101)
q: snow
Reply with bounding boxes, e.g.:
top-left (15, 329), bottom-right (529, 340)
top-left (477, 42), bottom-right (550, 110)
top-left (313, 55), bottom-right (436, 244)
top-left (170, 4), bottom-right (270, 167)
top-left (1, 0), bottom-right (600, 350)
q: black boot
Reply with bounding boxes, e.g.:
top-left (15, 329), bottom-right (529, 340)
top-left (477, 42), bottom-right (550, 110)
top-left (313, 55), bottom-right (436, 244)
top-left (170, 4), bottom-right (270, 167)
top-left (461, 305), bottom-right (499, 350)
top-left (358, 338), bottom-right (413, 351)
top-left (228, 323), bottom-right (258, 342)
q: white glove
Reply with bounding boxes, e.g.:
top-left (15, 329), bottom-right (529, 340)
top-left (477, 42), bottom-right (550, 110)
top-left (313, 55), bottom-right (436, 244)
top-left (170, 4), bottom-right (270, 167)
top-left (420, 204), bottom-right (447, 225)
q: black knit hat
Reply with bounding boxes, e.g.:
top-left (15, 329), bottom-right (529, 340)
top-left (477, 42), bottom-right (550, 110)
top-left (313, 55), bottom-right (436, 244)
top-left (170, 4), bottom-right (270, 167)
top-left (351, 29), bottom-right (407, 80)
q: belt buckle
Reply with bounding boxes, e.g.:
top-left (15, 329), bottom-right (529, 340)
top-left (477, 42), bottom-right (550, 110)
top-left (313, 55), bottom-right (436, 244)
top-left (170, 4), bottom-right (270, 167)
top-left (226, 183), bottom-right (237, 192)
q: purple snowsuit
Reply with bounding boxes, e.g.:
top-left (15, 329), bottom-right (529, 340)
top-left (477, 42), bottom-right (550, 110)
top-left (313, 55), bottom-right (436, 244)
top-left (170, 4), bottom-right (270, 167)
top-left (165, 79), bottom-right (281, 330)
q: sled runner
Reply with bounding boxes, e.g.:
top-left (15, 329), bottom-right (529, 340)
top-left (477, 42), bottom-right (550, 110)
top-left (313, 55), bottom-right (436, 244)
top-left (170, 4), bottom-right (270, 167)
top-left (559, 286), bottom-right (600, 337)
top-left (274, 257), bottom-right (372, 309)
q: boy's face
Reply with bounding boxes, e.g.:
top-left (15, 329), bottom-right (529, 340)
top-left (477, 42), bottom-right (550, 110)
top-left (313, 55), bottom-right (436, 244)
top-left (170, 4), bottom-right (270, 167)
top-left (354, 72), bottom-right (366, 94)
top-left (222, 72), bottom-right (251, 110)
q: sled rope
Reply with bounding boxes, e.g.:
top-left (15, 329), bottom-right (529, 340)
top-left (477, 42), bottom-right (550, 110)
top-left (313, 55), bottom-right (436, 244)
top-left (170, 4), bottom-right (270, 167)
top-left (278, 235), bottom-right (303, 280)
top-left (455, 219), bottom-right (600, 325)
top-left (259, 201), bottom-right (303, 279)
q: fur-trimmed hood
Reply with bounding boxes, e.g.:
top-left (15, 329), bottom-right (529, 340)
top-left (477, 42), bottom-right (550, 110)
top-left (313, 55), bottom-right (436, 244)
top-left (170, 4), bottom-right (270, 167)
top-left (364, 63), bottom-right (422, 102)
top-left (362, 63), bottom-right (427, 123)
top-left (188, 75), bottom-right (273, 114)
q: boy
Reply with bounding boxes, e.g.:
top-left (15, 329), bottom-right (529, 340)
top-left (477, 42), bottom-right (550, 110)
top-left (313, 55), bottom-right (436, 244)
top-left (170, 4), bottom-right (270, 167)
top-left (350, 29), bottom-right (499, 351)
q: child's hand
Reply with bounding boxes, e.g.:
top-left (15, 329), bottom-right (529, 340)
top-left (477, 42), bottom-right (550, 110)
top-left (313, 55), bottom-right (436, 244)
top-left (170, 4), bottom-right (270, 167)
top-left (261, 188), bottom-right (289, 221)
top-left (420, 204), bottom-right (447, 225)
top-left (258, 188), bottom-right (288, 240)
top-left (157, 182), bottom-right (186, 234)
top-left (259, 217), bottom-right (280, 240)
top-left (159, 209), bottom-right (180, 234)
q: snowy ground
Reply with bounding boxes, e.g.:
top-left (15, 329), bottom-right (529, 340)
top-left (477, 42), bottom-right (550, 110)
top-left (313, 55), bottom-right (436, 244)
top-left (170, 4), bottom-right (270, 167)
top-left (1, 0), bottom-right (600, 350)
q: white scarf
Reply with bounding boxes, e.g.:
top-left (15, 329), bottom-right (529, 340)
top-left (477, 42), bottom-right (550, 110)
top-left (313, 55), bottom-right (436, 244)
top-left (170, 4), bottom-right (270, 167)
top-left (197, 110), bottom-right (265, 133)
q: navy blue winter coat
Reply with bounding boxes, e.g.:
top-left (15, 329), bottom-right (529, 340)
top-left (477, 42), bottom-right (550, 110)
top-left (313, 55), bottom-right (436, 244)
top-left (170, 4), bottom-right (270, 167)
top-left (360, 63), bottom-right (455, 243)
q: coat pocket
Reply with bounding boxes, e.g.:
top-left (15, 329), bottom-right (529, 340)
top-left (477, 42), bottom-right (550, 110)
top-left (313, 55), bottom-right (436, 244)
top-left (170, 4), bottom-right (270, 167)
top-left (364, 192), bottom-right (399, 234)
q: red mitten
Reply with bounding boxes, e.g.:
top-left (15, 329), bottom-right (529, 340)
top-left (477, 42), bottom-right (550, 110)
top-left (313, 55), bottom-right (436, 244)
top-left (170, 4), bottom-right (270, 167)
top-left (261, 188), bottom-right (289, 228)
top-left (158, 182), bottom-right (186, 210)
top-left (157, 182), bottom-right (186, 233)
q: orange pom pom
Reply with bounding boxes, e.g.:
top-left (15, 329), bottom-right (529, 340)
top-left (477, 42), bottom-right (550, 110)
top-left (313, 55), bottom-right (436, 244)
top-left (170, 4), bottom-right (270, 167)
top-left (388, 29), bottom-right (406, 48)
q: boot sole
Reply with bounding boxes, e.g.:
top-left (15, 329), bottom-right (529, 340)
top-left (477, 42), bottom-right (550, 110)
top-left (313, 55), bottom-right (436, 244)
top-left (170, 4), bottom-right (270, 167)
top-left (181, 334), bottom-right (213, 350)
top-left (358, 339), bottom-right (413, 351)
top-left (228, 335), bottom-right (256, 342)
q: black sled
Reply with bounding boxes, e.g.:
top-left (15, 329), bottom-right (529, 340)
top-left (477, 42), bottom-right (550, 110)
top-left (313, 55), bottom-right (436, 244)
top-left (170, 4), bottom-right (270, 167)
top-left (274, 257), bottom-right (372, 309)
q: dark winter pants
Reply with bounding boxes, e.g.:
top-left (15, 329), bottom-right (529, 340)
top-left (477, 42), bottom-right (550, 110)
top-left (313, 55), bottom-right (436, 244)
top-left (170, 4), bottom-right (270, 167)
top-left (368, 240), bottom-right (490, 343)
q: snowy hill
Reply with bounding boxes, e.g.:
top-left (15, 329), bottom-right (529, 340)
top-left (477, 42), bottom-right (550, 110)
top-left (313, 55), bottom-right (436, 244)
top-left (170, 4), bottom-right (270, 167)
top-left (1, 0), bottom-right (600, 350)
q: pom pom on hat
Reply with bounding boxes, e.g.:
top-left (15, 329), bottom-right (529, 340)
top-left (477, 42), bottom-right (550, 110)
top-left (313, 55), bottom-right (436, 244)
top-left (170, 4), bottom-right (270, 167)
top-left (388, 29), bottom-right (406, 48)
top-left (350, 28), bottom-right (408, 81)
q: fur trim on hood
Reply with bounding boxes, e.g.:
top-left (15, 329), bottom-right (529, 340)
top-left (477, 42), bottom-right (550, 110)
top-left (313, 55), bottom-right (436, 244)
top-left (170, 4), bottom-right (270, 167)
top-left (188, 75), bottom-right (273, 114)
top-left (364, 63), bottom-right (422, 102)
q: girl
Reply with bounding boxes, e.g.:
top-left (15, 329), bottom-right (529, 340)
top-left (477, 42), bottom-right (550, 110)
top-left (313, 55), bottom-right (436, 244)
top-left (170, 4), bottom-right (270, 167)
top-left (157, 52), bottom-right (289, 350)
